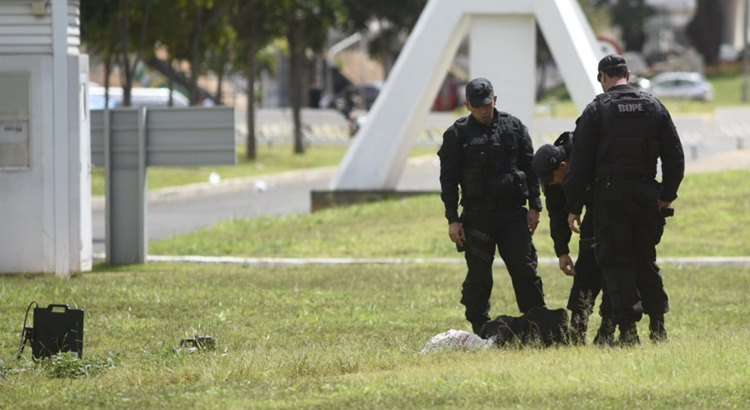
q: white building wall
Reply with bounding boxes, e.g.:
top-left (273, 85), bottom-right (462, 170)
top-left (0, 0), bottom-right (89, 275)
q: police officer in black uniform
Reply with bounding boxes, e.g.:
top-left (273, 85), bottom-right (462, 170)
top-left (438, 78), bottom-right (546, 334)
top-left (532, 132), bottom-right (614, 345)
top-left (564, 55), bottom-right (684, 345)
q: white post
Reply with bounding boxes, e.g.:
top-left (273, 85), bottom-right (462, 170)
top-left (52, 0), bottom-right (71, 277)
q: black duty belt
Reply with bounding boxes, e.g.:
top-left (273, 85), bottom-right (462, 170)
top-left (594, 175), bottom-right (655, 184)
top-left (462, 199), bottom-right (522, 212)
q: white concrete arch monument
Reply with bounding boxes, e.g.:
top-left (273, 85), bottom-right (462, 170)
top-left (332, 0), bottom-right (603, 190)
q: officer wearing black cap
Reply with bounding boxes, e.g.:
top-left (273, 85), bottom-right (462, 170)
top-left (438, 77), bottom-right (546, 334)
top-left (533, 132), bottom-right (615, 345)
top-left (564, 55), bottom-right (685, 345)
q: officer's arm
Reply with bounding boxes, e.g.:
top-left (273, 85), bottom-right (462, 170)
top-left (545, 186), bottom-right (572, 257)
top-left (564, 103), bottom-right (600, 214)
top-left (657, 105), bottom-right (685, 202)
top-left (518, 123), bottom-right (543, 211)
top-left (438, 127), bottom-right (462, 223)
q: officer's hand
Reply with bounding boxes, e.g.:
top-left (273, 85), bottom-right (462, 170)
top-left (657, 200), bottom-right (671, 210)
top-left (527, 209), bottom-right (540, 235)
top-left (558, 254), bottom-right (576, 276)
top-left (449, 223), bottom-right (465, 246)
top-left (568, 213), bottom-right (581, 234)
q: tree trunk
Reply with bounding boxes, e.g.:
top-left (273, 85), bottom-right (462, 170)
top-left (118, 0), bottom-right (132, 106)
top-left (215, 52), bottom-right (226, 105)
top-left (168, 58), bottom-right (174, 107)
top-left (146, 56), bottom-right (212, 101)
top-left (120, 52), bottom-right (133, 106)
top-left (686, 0), bottom-right (724, 66)
top-left (190, 8), bottom-right (204, 105)
top-left (104, 52), bottom-right (112, 108)
top-left (288, 24), bottom-right (305, 155)
top-left (246, 38), bottom-right (258, 160)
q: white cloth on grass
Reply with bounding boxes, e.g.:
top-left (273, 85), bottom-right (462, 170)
top-left (420, 329), bottom-right (494, 354)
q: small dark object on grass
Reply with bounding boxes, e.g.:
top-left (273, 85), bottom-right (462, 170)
top-left (177, 336), bottom-right (216, 353)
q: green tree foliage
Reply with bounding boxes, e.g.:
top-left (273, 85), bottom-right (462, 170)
top-left (81, 0), bottom-right (158, 106)
top-left (80, 0), bottom-right (119, 105)
top-left (341, 0), bottom-right (427, 76)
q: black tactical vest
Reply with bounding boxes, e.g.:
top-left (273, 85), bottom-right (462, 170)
top-left (458, 113), bottom-right (529, 210)
top-left (594, 88), bottom-right (661, 180)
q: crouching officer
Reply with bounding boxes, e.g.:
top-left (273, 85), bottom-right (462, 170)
top-left (564, 55), bottom-right (685, 345)
top-left (532, 132), bottom-right (615, 345)
top-left (438, 77), bottom-right (546, 334)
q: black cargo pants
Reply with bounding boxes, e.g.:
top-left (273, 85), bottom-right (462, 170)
top-left (593, 179), bottom-right (669, 325)
top-left (460, 208), bottom-right (546, 326)
top-left (567, 236), bottom-right (612, 319)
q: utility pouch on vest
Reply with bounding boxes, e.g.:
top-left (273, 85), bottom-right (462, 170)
top-left (512, 170), bottom-right (529, 199)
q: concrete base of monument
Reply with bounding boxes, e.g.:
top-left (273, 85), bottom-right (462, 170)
top-left (310, 190), bottom-right (439, 212)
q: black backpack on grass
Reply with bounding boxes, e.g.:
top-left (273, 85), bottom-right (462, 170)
top-left (478, 306), bottom-right (570, 347)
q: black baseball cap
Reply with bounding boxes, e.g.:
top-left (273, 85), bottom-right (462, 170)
top-left (466, 77), bottom-right (494, 107)
top-left (532, 144), bottom-right (567, 186)
top-left (598, 54), bottom-right (628, 72)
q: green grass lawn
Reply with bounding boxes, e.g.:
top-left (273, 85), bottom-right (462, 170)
top-left (150, 169), bottom-right (750, 258)
top-left (91, 145), bottom-right (438, 197)
top-left (1, 263), bottom-right (748, 408)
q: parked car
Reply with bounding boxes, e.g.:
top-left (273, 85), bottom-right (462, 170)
top-left (649, 72), bottom-right (714, 102)
top-left (88, 85), bottom-right (190, 110)
top-left (629, 75), bottom-right (651, 91)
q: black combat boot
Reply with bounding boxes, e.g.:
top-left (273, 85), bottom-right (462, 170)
top-left (593, 317), bottom-right (616, 347)
top-left (471, 320), bottom-right (488, 335)
top-left (569, 310), bottom-right (589, 345)
top-left (618, 322), bottom-right (640, 347)
top-left (649, 315), bottom-right (668, 343)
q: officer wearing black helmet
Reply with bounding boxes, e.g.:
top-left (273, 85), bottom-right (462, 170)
top-left (564, 55), bottom-right (685, 345)
top-left (438, 77), bottom-right (546, 334)
top-left (533, 132), bottom-right (614, 345)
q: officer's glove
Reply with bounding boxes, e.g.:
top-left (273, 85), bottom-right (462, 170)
top-left (558, 254), bottom-right (576, 276)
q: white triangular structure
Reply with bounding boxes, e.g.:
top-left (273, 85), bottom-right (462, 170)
top-left (332, 0), bottom-right (603, 190)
